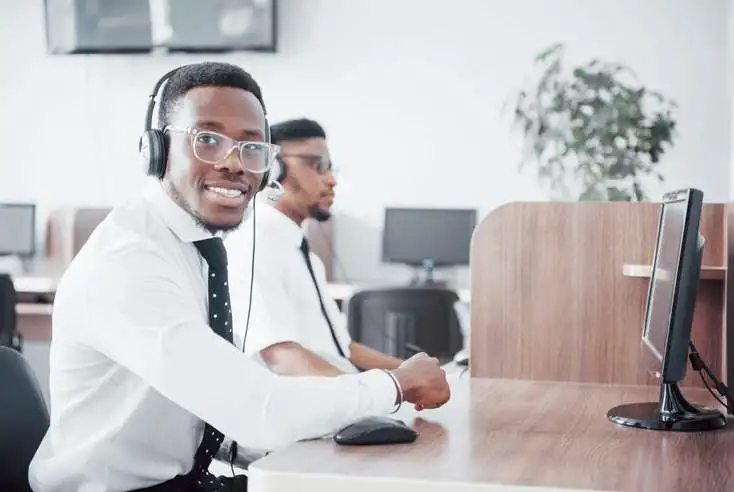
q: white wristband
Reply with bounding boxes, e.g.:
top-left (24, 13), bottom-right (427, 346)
top-left (382, 370), bottom-right (403, 414)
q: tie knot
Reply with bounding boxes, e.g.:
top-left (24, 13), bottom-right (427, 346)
top-left (194, 238), bottom-right (228, 270)
top-left (300, 237), bottom-right (310, 255)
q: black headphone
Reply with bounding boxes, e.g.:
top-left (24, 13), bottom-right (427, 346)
top-left (139, 65), bottom-right (272, 192)
top-left (273, 155), bottom-right (287, 183)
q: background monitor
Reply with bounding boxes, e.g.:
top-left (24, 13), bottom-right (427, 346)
top-left (607, 188), bottom-right (726, 431)
top-left (165, 0), bottom-right (277, 53)
top-left (382, 208), bottom-right (477, 267)
top-left (44, 0), bottom-right (277, 54)
top-left (0, 204), bottom-right (36, 258)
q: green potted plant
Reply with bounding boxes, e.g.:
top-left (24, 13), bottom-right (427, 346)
top-left (510, 43), bottom-right (678, 201)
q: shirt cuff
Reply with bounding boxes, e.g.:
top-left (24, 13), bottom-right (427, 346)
top-left (357, 369), bottom-right (399, 414)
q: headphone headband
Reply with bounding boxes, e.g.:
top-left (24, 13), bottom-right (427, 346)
top-left (139, 64), bottom-right (272, 191)
top-left (143, 66), bottom-right (187, 133)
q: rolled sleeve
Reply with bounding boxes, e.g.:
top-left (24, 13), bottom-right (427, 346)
top-left (229, 262), bottom-right (307, 356)
top-left (227, 237), bottom-right (306, 356)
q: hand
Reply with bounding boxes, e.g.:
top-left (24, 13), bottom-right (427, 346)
top-left (391, 352), bottom-right (450, 411)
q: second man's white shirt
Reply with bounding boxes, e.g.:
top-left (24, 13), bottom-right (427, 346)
top-left (226, 201), bottom-right (358, 374)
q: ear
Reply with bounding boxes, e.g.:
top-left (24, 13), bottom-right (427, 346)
top-left (283, 173), bottom-right (302, 193)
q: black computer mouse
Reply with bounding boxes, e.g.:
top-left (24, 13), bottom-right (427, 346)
top-left (334, 416), bottom-right (418, 445)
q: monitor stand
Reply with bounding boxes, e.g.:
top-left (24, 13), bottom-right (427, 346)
top-left (607, 382), bottom-right (726, 431)
top-left (409, 259), bottom-right (447, 288)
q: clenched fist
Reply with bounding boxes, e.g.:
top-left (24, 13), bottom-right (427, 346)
top-left (391, 352), bottom-right (450, 411)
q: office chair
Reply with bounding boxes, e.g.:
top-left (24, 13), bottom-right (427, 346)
top-left (0, 346), bottom-right (50, 491)
top-left (346, 287), bottom-right (463, 363)
top-left (0, 274), bottom-right (21, 352)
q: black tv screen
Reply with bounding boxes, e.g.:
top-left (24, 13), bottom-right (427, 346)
top-left (165, 0), bottom-right (277, 52)
top-left (44, 0), bottom-right (277, 54)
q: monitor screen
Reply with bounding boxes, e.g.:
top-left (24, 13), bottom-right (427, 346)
top-left (44, 0), bottom-right (277, 54)
top-left (642, 197), bottom-right (688, 375)
top-left (382, 208), bottom-right (477, 267)
top-left (0, 204), bottom-right (35, 257)
top-left (164, 0), bottom-right (277, 52)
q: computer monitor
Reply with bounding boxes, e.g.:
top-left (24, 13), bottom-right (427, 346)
top-left (0, 204), bottom-right (35, 258)
top-left (382, 208), bottom-right (477, 283)
top-left (607, 188), bottom-right (726, 431)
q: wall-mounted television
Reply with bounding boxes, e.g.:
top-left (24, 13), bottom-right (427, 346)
top-left (44, 0), bottom-right (278, 54)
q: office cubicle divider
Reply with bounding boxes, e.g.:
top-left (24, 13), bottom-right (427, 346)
top-left (469, 202), bottom-right (728, 389)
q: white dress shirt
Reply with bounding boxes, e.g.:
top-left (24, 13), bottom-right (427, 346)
top-left (29, 182), bottom-right (397, 492)
top-left (225, 203), bottom-right (358, 374)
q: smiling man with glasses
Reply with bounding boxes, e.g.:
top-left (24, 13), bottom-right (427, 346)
top-left (29, 66), bottom-right (450, 492)
top-left (162, 121), bottom-right (278, 232)
top-left (226, 119), bottom-right (408, 380)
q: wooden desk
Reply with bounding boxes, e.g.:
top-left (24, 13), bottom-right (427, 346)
top-left (12, 274), bottom-right (57, 295)
top-left (7, 260), bottom-right (62, 342)
top-left (10, 258), bottom-right (63, 296)
top-left (248, 378), bottom-right (733, 492)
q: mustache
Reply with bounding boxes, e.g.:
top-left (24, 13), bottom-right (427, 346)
top-left (205, 172), bottom-right (257, 192)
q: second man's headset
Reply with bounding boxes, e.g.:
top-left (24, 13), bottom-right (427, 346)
top-left (138, 64), bottom-right (274, 193)
top-left (272, 156), bottom-right (287, 183)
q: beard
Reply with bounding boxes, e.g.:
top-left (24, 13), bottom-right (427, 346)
top-left (192, 214), bottom-right (243, 234)
top-left (168, 181), bottom-right (244, 234)
top-left (308, 204), bottom-right (332, 222)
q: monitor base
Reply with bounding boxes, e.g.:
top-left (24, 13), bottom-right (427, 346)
top-left (607, 382), bottom-right (727, 431)
top-left (409, 260), bottom-right (448, 288)
top-left (408, 278), bottom-right (447, 288)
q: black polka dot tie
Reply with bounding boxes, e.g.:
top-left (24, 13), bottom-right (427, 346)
top-left (192, 238), bottom-right (235, 491)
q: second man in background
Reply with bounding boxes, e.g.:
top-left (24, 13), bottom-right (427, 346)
top-left (226, 118), bottom-right (405, 377)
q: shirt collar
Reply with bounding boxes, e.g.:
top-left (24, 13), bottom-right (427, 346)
top-left (255, 202), bottom-right (304, 248)
top-left (145, 180), bottom-right (221, 243)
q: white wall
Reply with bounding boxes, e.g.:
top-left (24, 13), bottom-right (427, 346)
top-left (729, 0), bottom-right (734, 197)
top-left (0, 0), bottom-right (729, 287)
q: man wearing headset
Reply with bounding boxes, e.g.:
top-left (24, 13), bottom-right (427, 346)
top-left (28, 63), bottom-right (450, 492)
top-left (226, 119), bottom-right (404, 377)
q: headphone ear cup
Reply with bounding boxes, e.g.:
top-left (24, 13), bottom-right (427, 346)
top-left (275, 156), bottom-right (286, 183)
top-left (141, 130), bottom-right (169, 180)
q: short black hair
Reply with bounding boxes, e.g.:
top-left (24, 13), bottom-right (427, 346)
top-left (270, 118), bottom-right (326, 146)
top-left (156, 62), bottom-right (266, 128)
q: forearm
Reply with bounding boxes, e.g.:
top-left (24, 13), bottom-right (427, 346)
top-left (84, 248), bottom-right (398, 452)
top-left (349, 342), bottom-right (403, 371)
top-left (97, 325), bottom-right (396, 450)
top-left (260, 341), bottom-right (344, 377)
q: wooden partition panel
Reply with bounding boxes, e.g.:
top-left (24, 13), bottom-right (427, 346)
top-left (469, 202), bottom-right (726, 388)
top-left (44, 207), bottom-right (111, 266)
top-left (725, 205), bottom-right (734, 406)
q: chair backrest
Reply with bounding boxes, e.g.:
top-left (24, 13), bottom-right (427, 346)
top-left (346, 287), bottom-right (462, 362)
top-left (0, 347), bottom-right (49, 491)
top-left (0, 274), bottom-right (18, 349)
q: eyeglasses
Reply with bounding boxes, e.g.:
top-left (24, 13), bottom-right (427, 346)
top-left (166, 127), bottom-right (280, 174)
top-left (279, 153), bottom-right (334, 175)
